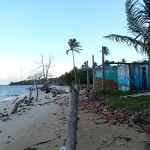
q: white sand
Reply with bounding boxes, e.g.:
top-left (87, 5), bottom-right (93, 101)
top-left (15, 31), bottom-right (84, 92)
top-left (0, 86), bottom-right (69, 150)
top-left (0, 86), bottom-right (149, 150)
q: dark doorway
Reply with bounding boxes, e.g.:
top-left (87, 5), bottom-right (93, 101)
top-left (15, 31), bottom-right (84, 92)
top-left (142, 67), bottom-right (146, 90)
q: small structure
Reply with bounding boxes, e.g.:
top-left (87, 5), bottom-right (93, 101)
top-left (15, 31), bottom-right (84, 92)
top-left (94, 63), bottom-right (150, 91)
top-left (94, 66), bottom-right (118, 89)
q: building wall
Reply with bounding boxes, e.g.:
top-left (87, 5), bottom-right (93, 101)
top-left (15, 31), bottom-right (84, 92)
top-left (94, 66), bottom-right (118, 89)
top-left (131, 65), bottom-right (140, 89)
top-left (131, 65), bottom-right (150, 90)
top-left (94, 64), bottom-right (150, 91)
top-left (145, 65), bottom-right (150, 89)
top-left (118, 64), bottom-right (130, 91)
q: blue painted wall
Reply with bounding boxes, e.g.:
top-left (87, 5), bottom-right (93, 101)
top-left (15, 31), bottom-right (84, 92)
top-left (131, 65), bottom-right (140, 89)
top-left (131, 65), bottom-right (150, 90)
top-left (118, 64), bottom-right (130, 91)
top-left (94, 66), bottom-right (118, 82)
top-left (94, 64), bottom-right (150, 91)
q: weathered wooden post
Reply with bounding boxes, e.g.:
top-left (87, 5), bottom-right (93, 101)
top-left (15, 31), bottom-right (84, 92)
top-left (36, 84), bottom-right (39, 101)
top-left (92, 55), bottom-right (95, 92)
top-left (86, 61), bottom-right (89, 89)
top-left (66, 85), bottom-right (79, 150)
top-left (102, 46), bottom-right (105, 90)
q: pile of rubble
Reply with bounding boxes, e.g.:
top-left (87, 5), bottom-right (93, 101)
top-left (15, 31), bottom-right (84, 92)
top-left (79, 100), bottom-right (150, 134)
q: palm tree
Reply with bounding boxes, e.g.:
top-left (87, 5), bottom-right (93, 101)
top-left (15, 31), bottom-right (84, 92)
top-left (66, 38), bottom-right (83, 83)
top-left (104, 0), bottom-right (150, 60)
top-left (122, 58), bottom-right (127, 63)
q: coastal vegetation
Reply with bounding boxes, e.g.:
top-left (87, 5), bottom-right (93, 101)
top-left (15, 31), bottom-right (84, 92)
top-left (9, 80), bottom-right (34, 85)
top-left (93, 89), bottom-right (150, 110)
top-left (59, 67), bottom-right (93, 85)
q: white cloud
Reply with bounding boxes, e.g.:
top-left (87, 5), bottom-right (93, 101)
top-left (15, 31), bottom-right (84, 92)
top-left (0, 59), bottom-right (33, 85)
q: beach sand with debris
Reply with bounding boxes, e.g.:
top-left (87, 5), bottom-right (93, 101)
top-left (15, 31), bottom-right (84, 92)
top-left (0, 86), bottom-right (149, 150)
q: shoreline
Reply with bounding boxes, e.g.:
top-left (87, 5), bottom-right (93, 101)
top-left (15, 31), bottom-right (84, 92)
top-left (0, 86), bottom-right (149, 150)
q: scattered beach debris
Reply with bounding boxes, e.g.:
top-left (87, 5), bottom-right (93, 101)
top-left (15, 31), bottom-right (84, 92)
top-left (11, 95), bottom-right (27, 114)
top-left (120, 92), bottom-right (150, 99)
top-left (1, 117), bottom-right (10, 122)
top-left (79, 100), bottom-right (150, 133)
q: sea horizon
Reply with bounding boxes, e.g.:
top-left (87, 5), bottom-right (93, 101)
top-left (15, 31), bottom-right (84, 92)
top-left (0, 85), bottom-right (33, 101)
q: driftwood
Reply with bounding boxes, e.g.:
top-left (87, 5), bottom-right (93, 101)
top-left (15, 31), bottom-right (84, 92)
top-left (11, 102), bottom-right (20, 114)
top-left (66, 85), bottom-right (79, 150)
top-left (12, 97), bottom-right (19, 104)
top-left (11, 96), bottom-right (27, 114)
top-left (27, 88), bottom-right (33, 106)
top-left (20, 95), bottom-right (28, 103)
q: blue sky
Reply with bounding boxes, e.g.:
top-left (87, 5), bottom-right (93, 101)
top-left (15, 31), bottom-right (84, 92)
top-left (0, 0), bottom-right (145, 85)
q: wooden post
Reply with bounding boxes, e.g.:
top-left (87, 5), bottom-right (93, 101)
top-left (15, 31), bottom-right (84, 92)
top-left (27, 87), bottom-right (32, 106)
top-left (102, 46), bottom-right (105, 90)
top-left (36, 84), bottom-right (39, 101)
top-left (92, 55), bottom-right (95, 92)
top-left (66, 85), bottom-right (79, 150)
top-left (86, 61), bottom-right (89, 89)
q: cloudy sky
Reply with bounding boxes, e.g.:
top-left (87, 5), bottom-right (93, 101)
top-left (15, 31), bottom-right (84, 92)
top-left (0, 0), bottom-right (145, 85)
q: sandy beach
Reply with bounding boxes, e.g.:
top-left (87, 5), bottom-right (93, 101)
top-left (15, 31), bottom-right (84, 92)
top-left (0, 86), bottom-right (149, 150)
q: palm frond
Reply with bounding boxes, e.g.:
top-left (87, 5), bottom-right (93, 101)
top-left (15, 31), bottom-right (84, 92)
top-left (125, 0), bottom-right (146, 36)
top-left (66, 49), bottom-right (70, 55)
top-left (104, 34), bottom-right (144, 53)
top-left (143, 0), bottom-right (150, 19)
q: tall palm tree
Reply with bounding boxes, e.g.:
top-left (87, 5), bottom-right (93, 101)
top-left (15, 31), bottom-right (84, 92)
top-left (104, 0), bottom-right (150, 60)
top-left (66, 38), bottom-right (83, 83)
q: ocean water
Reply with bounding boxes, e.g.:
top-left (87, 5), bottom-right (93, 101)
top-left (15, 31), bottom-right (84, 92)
top-left (0, 85), bottom-right (33, 101)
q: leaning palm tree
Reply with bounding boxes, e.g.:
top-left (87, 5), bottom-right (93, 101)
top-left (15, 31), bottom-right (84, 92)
top-left (66, 38), bottom-right (83, 83)
top-left (104, 0), bottom-right (150, 60)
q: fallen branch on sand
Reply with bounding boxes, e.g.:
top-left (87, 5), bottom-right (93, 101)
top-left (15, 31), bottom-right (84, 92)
top-left (24, 140), bottom-right (51, 150)
top-left (129, 119), bottom-right (145, 133)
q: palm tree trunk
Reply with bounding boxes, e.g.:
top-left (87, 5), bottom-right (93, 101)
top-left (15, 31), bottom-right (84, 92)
top-left (72, 51), bottom-right (77, 83)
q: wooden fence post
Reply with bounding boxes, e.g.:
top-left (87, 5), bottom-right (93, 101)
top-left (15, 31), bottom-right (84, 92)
top-left (66, 85), bottom-right (79, 150)
top-left (86, 61), bottom-right (89, 89)
top-left (92, 55), bottom-right (95, 92)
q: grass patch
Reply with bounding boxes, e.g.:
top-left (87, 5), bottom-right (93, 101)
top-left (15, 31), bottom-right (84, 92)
top-left (94, 89), bottom-right (150, 111)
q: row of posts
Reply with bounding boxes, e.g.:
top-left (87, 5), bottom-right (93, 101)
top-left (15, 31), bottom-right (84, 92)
top-left (66, 47), bottom-right (106, 150)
